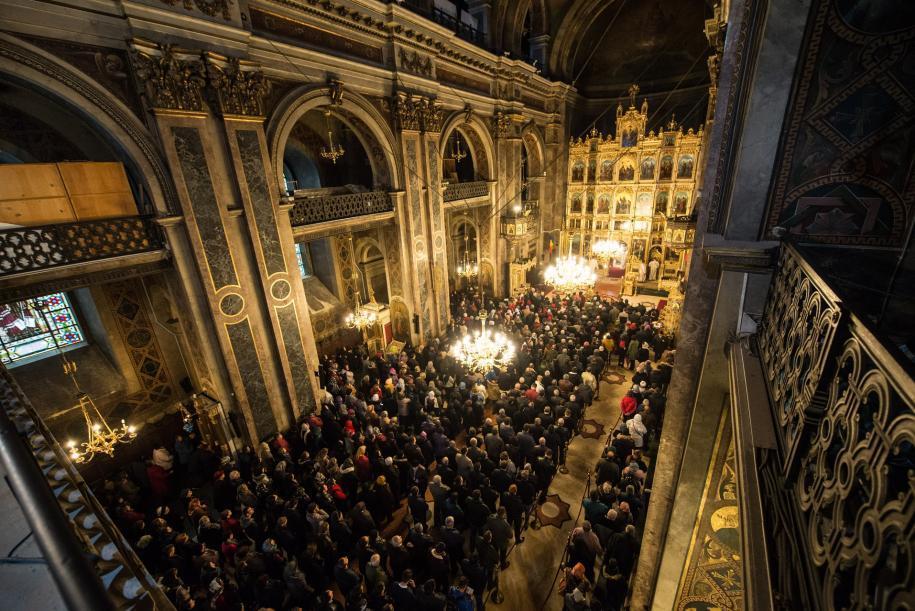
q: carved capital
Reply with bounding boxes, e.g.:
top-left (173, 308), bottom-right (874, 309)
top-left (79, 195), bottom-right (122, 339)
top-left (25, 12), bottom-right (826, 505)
top-left (129, 40), bottom-right (205, 113)
top-left (492, 110), bottom-right (512, 138)
top-left (205, 53), bottom-right (269, 117)
top-left (389, 92), bottom-right (441, 132)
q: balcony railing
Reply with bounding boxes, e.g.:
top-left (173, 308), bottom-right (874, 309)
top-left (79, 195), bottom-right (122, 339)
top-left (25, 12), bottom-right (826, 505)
top-left (289, 191), bottom-right (395, 227)
top-left (0, 216), bottom-right (165, 276)
top-left (443, 181), bottom-right (490, 203)
top-left (752, 243), bottom-right (915, 609)
top-left (396, 1), bottom-right (486, 47)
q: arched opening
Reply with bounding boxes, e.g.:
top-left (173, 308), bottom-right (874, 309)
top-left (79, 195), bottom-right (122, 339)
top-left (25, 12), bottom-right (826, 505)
top-left (355, 242), bottom-right (389, 305)
top-left (282, 108), bottom-right (374, 193)
top-left (450, 219), bottom-right (479, 290)
top-left (442, 128), bottom-right (477, 183)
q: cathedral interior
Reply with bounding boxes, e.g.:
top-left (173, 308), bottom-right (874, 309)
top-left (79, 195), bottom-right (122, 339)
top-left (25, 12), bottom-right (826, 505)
top-left (0, 0), bottom-right (912, 609)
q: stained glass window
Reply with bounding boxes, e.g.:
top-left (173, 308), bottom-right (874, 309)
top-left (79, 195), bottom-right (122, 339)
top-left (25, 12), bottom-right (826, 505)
top-left (0, 292), bottom-right (85, 366)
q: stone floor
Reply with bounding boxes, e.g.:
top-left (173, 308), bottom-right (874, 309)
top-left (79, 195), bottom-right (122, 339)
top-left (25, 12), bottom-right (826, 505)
top-left (490, 370), bottom-right (627, 610)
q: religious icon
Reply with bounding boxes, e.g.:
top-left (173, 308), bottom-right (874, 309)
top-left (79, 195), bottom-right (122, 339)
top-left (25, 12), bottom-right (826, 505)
top-left (678, 156), bottom-right (694, 178)
top-left (656, 192), bottom-right (669, 215)
top-left (619, 165), bottom-right (635, 181)
top-left (640, 158), bottom-right (655, 180)
top-left (600, 160), bottom-right (613, 181)
top-left (616, 197), bottom-right (631, 215)
top-left (571, 195), bottom-right (582, 213)
top-left (674, 192), bottom-right (689, 214)
top-left (572, 162), bottom-right (585, 181)
top-left (597, 196), bottom-right (610, 214)
top-left (660, 156), bottom-right (673, 180)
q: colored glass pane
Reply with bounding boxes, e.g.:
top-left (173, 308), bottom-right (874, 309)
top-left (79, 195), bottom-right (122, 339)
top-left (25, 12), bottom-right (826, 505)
top-left (0, 292), bottom-right (85, 366)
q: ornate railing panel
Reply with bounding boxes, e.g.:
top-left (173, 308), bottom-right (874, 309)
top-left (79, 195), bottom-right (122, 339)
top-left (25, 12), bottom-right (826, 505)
top-left (756, 243), bottom-right (915, 609)
top-left (757, 245), bottom-right (842, 471)
top-left (0, 216), bottom-right (164, 276)
top-left (443, 180), bottom-right (489, 203)
top-left (289, 191), bottom-right (394, 226)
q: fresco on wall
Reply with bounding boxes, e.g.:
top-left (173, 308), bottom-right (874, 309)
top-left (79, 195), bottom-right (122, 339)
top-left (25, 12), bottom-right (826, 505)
top-left (765, 0), bottom-right (915, 246)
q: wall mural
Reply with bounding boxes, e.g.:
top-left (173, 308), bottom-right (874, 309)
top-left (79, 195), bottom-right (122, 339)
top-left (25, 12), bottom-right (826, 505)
top-left (765, 0), bottom-right (915, 246)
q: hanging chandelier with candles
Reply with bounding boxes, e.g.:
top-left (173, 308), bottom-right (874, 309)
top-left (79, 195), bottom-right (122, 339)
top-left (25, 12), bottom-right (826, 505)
top-left (30, 298), bottom-right (137, 464)
top-left (344, 234), bottom-right (378, 331)
top-left (450, 314), bottom-right (515, 373)
top-left (591, 238), bottom-right (627, 263)
top-left (450, 132), bottom-right (467, 162)
top-left (543, 255), bottom-right (597, 293)
top-left (456, 233), bottom-right (479, 280)
top-left (320, 110), bottom-right (345, 164)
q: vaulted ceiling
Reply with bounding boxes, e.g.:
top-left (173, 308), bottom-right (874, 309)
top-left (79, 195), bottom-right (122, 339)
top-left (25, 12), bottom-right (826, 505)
top-left (490, 0), bottom-right (713, 128)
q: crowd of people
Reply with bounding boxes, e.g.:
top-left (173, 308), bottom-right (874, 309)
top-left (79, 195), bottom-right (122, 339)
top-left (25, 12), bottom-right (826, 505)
top-left (98, 288), bottom-right (673, 611)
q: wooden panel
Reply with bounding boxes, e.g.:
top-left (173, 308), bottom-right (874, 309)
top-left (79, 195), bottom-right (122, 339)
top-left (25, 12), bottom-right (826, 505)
top-left (58, 162), bottom-right (136, 219)
top-left (0, 163), bottom-right (75, 226)
top-left (0, 197), bottom-right (75, 225)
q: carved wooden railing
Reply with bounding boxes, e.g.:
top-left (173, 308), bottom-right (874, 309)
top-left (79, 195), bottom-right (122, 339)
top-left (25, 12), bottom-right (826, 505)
top-left (289, 191), bottom-right (395, 226)
top-left (443, 180), bottom-right (490, 203)
top-left (0, 216), bottom-right (165, 276)
top-left (0, 365), bottom-right (175, 609)
top-left (755, 243), bottom-right (915, 609)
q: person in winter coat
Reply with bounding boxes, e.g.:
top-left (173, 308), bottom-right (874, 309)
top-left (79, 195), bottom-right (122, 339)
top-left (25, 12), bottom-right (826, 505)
top-left (627, 413), bottom-right (647, 448)
top-left (620, 388), bottom-right (638, 418)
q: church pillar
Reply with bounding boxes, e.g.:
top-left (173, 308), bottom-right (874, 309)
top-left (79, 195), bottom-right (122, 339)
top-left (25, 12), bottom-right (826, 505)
top-left (392, 93), bottom-right (448, 341)
top-left (492, 111), bottom-right (523, 296)
top-left (131, 42), bottom-right (318, 443)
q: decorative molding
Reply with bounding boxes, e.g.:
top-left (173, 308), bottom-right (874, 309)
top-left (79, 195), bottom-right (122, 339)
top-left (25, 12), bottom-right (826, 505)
top-left (129, 40), bottom-right (206, 113)
top-left (491, 110), bottom-right (513, 138)
top-left (205, 54), bottom-right (269, 117)
top-left (387, 92), bottom-right (442, 133)
top-left (156, 0), bottom-right (232, 20)
top-left (398, 48), bottom-right (433, 77)
top-left (0, 259), bottom-right (171, 304)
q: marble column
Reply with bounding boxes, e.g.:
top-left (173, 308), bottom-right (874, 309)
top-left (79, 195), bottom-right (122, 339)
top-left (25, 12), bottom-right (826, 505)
top-left (492, 111), bottom-right (523, 296)
top-left (130, 42), bottom-right (312, 442)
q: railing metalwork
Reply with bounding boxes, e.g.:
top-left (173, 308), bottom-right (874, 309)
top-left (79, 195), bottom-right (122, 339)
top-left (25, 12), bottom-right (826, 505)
top-left (289, 191), bottom-right (394, 226)
top-left (396, 2), bottom-right (486, 46)
top-left (754, 243), bottom-right (915, 609)
top-left (0, 365), bottom-right (175, 609)
top-left (443, 181), bottom-right (490, 203)
top-left (0, 216), bottom-right (164, 276)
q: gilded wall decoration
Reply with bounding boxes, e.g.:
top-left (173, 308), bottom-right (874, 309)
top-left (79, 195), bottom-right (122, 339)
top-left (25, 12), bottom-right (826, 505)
top-left (104, 281), bottom-right (176, 406)
top-left (380, 224), bottom-right (404, 298)
top-left (129, 42), bottom-right (206, 112)
top-left (437, 67), bottom-right (491, 96)
top-left (675, 410), bottom-right (742, 610)
top-left (765, 0), bottom-right (915, 246)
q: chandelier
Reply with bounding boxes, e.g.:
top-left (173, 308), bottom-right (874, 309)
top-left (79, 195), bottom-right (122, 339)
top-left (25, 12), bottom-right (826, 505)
top-left (344, 290), bottom-right (377, 330)
top-left (456, 234), bottom-right (478, 279)
top-left (320, 110), bottom-right (345, 164)
top-left (591, 238), bottom-right (627, 262)
top-left (65, 360), bottom-right (137, 464)
top-left (450, 314), bottom-right (515, 373)
top-left (344, 233), bottom-right (378, 331)
top-left (451, 133), bottom-right (467, 162)
top-left (543, 255), bottom-right (597, 293)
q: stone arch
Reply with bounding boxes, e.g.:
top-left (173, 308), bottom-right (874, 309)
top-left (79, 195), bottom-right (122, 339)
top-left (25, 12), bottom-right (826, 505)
top-left (549, 0), bottom-right (619, 80)
top-left (492, 0), bottom-right (548, 56)
top-left (268, 85), bottom-right (402, 192)
top-left (353, 234), bottom-right (388, 304)
top-left (448, 213), bottom-right (480, 284)
top-left (0, 33), bottom-right (178, 215)
top-left (439, 111), bottom-right (496, 181)
top-left (521, 124), bottom-right (546, 177)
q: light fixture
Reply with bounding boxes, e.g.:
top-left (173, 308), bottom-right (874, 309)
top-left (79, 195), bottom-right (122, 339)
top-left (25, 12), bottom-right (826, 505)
top-left (591, 238), bottom-right (627, 262)
top-left (32, 299), bottom-right (137, 464)
top-left (450, 314), bottom-right (515, 373)
top-left (456, 233), bottom-right (479, 280)
top-left (451, 132), bottom-right (467, 162)
top-left (320, 109), bottom-right (345, 164)
top-left (543, 255), bottom-right (597, 293)
top-left (344, 234), bottom-right (378, 331)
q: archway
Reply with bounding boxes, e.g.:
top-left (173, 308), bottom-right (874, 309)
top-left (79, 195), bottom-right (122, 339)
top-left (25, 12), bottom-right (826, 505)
top-left (442, 127), bottom-right (477, 183)
top-left (449, 216), bottom-right (479, 291)
top-left (0, 34), bottom-right (176, 214)
top-left (268, 86), bottom-right (402, 194)
top-left (439, 111), bottom-right (496, 181)
top-left (354, 238), bottom-right (389, 305)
